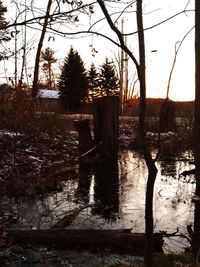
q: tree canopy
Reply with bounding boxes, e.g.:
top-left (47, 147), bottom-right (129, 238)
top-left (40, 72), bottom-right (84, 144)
top-left (88, 63), bottom-right (100, 100)
top-left (88, 59), bottom-right (119, 99)
top-left (41, 47), bottom-right (57, 89)
top-left (0, 1), bottom-right (10, 60)
top-left (99, 57), bottom-right (119, 96)
top-left (58, 46), bottom-right (88, 111)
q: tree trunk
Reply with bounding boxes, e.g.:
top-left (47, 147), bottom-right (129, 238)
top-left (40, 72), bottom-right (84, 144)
top-left (93, 96), bottom-right (119, 161)
top-left (159, 99), bottom-right (176, 132)
top-left (193, 0), bottom-right (200, 251)
top-left (144, 165), bottom-right (157, 265)
top-left (136, 1), bottom-right (158, 266)
top-left (32, 0), bottom-right (52, 98)
top-left (96, 1), bottom-right (157, 264)
top-left (74, 119), bottom-right (94, 156)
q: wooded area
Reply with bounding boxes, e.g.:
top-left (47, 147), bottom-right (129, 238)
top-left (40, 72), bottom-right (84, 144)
top-left (0, 1), bottom-right (197, 267)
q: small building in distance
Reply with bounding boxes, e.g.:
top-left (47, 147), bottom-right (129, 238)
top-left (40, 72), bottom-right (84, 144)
top-left (37, 89), bottom-right (62, 112)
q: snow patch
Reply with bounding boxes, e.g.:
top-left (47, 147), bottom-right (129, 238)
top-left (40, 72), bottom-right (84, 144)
top-left (0, 130), bottom-right (22, 137)
top-left (37, 89), bottom-right (59, 99)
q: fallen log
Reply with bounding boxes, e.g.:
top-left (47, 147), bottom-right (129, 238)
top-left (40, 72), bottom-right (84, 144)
top-left (6, 229), bottom-right (163, 254)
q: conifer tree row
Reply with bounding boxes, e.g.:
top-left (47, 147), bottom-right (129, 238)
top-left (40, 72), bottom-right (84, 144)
top-left (58, 47), bottom-right (120, 111)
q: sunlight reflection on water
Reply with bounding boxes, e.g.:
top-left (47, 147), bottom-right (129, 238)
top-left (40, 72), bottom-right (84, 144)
top-left (13, 149), bottom-right (195, 253)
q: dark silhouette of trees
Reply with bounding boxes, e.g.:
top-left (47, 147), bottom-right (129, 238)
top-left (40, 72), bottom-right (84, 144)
top-left (88, 59), bottom-right (119, 99)
top-left (58, 47), bottom-right (88, 111)
top-left (0, 1), bottom-right (10, 60)
top-left (0, 1), bottom-right (10, 43)
top-left (99, 57), bottom-right (120, 96)
top-left (88, 63), bottom-right (100, 100)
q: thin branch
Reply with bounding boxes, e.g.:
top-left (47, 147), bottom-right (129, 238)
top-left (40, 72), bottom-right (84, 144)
top-left (166, 26), bottom-right (194, 98)
top-left (184, 0), bottom-right (191, 11)
top-left (32, 0), bottom-right (53, 97)
top-left (6, 3), bottom-right (194, 42)
top-left (79, 141), bottom-right (103, 159)
top-left (97, 0), bottom-right (139, 72)
top-left (6, 2), bottom-right (95, 29)
top-left (45, 27), bottom-right (122, 48)
top-left (124, 9), bottom-right (194, 36)
top-left (113, 1), bottom-right (136, 25)
top-left (88, 9), bottom-right (135, 32)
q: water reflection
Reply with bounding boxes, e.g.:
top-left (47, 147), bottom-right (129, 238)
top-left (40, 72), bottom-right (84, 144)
top-left (92, 161), bottom-right (119, 220)
top-left (160, 158), bottom-right (177, 177)
top-left (75, 161), bottom-right (119, 221)
top-left (76, 163), bottom-right (92, 204)
top-left (5, 149), bottom-right (196, 253)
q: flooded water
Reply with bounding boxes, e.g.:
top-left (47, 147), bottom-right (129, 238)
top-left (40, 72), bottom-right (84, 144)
top-left (6, 149), bottom-right (195, 253)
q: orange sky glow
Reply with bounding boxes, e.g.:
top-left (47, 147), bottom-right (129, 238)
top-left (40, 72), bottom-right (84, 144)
top-left (1, 0), bottom-right (195, 101)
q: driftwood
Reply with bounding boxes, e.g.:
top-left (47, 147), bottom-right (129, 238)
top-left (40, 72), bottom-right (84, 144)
top-left (6, 229), bottom-right (163, 254)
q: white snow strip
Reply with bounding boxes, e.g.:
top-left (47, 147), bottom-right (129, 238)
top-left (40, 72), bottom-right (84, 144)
top-left (0, 130), bottom-right (22, 137)
top-left (37, 89), bottom-right (59, 99)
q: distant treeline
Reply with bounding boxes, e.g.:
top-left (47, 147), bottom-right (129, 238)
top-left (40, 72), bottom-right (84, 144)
top-left (124, 98), bottom-right (194, 117)
top-left (82, 98), bottom-right (194, 117)
top-left (37, 95), bottom-right (194, 117)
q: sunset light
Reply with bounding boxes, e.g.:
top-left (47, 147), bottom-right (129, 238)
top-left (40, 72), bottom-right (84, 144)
top-left (1, 1), bottom-right (200, 266)
top-left (1, 0), bottom-right (195, 101)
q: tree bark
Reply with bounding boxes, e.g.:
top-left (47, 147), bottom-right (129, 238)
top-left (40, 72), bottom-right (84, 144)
top-left (32, 0), bottom-right (52, 98)
top-left (93, 96), bottom-right (119, 161)
top-left (136, 1), bottom-right (158, 266)
top-left (193, 0), bottom-right (200, 251)
top-left (74, 119), bottom-right (94, 156)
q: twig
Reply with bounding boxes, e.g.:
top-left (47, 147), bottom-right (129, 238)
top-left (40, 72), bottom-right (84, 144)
top-left (79, 141), bottom-right (103, 159)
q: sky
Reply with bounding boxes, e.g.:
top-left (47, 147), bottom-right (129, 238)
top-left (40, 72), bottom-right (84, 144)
top-left (144, 1), bottom-right (195, 101)
top-left (1, 0), bottom-right (195, 101)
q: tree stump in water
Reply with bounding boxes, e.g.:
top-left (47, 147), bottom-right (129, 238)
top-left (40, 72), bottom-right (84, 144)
top-left (74, 119), bottom-right (94, 156)
top-left (93, 96), bottom-right (119, 161)
top-left (160, 99), bottom-right (176, 132)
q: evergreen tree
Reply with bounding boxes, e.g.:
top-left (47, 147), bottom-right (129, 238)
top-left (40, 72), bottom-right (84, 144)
top-left (99, 57), bottom-right (119, 96)
top-left (58, 47), bottom-right (88, 111)
top-left (88, 63), bottom-right (100, 100)
top-left (0, 1), bottom-right (10, 60)
top-left (41, 47), bottom-right (57, 89)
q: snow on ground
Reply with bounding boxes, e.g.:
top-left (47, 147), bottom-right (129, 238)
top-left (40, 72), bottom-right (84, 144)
top-left (0, 130), bottom-right (22, 137)
top-left (37, 89), bottom-right (59, 99)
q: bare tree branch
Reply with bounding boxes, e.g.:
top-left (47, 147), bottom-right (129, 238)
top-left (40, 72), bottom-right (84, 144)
top-left (96, 0), bottom-right (139, 72)
top-left (32, 0), bottom-right (53, 97)
top-left (124, 9), bottom-right (194, 36)
top-left (166, 26), bottom-right (194, 99)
